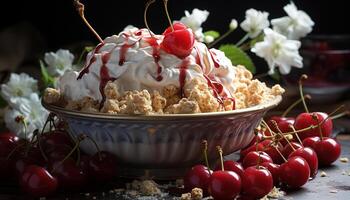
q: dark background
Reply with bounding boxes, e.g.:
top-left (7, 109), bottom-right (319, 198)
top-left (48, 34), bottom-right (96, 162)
top-left (0, 0), bottom-right (349, 50)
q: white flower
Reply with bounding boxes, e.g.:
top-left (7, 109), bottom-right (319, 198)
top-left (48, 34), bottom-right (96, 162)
top-left (180, 8), bottom-right (209, 41)
top-left (1, 73), bottom-right (38, 107)
top-left (44, 49), bottom-right (74, 77)
top-left (204, 35), bottom-right (215, 44)
top-left (229, 19), bottom-right (238, 30)
top-left (4, 93), bottom-right (49, 139)
top-left (240, 9), bottom-right (270, 38)
top-left (271, 2), bottom-right (314, 40)
top-left (252, 28), bottom-right (303, 75)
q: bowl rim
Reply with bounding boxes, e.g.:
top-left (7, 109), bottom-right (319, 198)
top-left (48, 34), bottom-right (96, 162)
top-left (42, 95), bottom-right (282, 121)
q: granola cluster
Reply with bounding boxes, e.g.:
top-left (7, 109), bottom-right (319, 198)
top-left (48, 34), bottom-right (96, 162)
top-left (43, 66), bottom-right (284, 115)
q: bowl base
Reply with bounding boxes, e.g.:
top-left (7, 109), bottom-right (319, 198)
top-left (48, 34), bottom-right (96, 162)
top-left (118, 166), bottom-right (189, 180)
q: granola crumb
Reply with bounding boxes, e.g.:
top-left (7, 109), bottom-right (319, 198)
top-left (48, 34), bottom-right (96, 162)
top-left (330, 189), bottom-right (338, 193)
top-left (340, 157), bottom-right (349, 163)
top-left (191, 188), bottom-right (203, 200)
top-left (180, 193), bottom-right (192, 200)
top-left (131, 180), bottom-right (161, 196)
top-left (320, 171), bottom-right (327, 177)
top-left (43, 88), bottom-right (62, 105)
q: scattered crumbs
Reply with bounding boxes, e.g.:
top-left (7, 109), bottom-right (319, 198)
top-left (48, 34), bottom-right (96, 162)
top-left (109, 190), bottom-right (114, 194)
top-left (320, 171), bottom-right (327, 177)
top-left (340, 157), bottom-right (349, 163)
top-left (180, 193), bottom-right (191, 200)
top-left (342, 170), bottom-right (347, 175)
top-left (125, 190), bottom-right (139, 198)
top-left (92, 196), bottom-right (97, 200)
top-left (114, 188), bottom-right (125, 193)
top-left (330, 189), bottom-right (338, 193)
top-left (260, 187), bottom-right (286, 199)
top-left (102, 192), bottom-right (105, 197)
top-left (84, 193), bottom-right (90, 197)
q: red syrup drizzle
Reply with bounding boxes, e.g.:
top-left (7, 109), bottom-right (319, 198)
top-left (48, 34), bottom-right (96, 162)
top-left (194, 46), bottom-right (236, 110)
top-left (178, 58), bottom-right (190, 97)
top-left (144, 37), bottom-right (163, 81)
top-left (99, 51), bottom-right (116, 109)
top-left (77, 43), bottom-right (104, 80)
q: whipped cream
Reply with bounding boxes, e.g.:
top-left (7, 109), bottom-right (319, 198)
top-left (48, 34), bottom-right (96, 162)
top-left (58, 27), bottom-right (236, 103)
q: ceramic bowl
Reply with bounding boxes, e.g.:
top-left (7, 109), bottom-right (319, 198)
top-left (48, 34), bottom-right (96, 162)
top-left (43, 96), bottom-right (282, 179)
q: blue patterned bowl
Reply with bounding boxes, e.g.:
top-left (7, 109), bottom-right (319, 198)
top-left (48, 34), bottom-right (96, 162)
top-left (42, 96), bottom-right (281, 179)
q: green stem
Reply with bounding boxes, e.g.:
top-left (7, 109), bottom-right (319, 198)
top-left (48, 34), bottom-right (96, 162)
top-left (299, 75), bottom-right (309, 113)
top-left (282, 95), bottom-right (311, 117)
top-left (202, 140), bottom-right (211, 175)
top-left (208, 29), bottom-right (234, 48)
top-left (235, 33), bottom-right (250, 47)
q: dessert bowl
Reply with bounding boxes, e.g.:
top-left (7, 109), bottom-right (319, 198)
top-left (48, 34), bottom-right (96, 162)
top-left (42, 95), bottom-right (282, 179)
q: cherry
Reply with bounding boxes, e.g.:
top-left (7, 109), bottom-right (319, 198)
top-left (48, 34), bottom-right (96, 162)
top-left (208, 170), bottom-right (241, 200)
top-left (88, 151), bottom-right (118, 182)
top-left (239, 143), bottom-right (265, 162)
top-left (214, 160), bottom-right (244, 177)
top-left (161, 22), bottom-right (195, 58)
top-left (279, 156), bottom-right (310, 189)
top-left (46, 144), bottom-right (74, 161)
top-left (184, 165), bottom-right (212, 193)
top-left (282, 142), bottom-right (302, 158)
top-left (261, 162), bottom-right (280, 186)
top-left (0, 157), bottom-right (12, 180)
top-left (267, 117), bottom-right (295, 133)
top-left (79, 155), bottom-right (91, 175)
top-left (50, 159), bottom-right (87, 190)
top-left (0, 132), bottom-right (20, 157)
top-left (294, 112), bottom-right (333, 141)
top-left (40, 130), bottom-right (74, 148)
top-left (289, 147), bottom-right (318, 178)
top-left (246, 131), bottom-right (263, 148)
top-left (20, 165), bottom-right (57, 197)
top-left (302, 136), bottom-right (321, 149)
top-left (314, 137), bottom-right (341, 166)
top-left (241, 166), bottom-right (273, 199)
top-left (263, 141), bottom-right (284, 164)
top-left (242, 151), bottom-right (272, 169)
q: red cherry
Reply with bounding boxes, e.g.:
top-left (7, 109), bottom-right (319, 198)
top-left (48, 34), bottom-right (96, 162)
top-left (0, 157), bottom-right (12, 180)
top-left (242, 151), bottom-right (272, 169)
top-left (214, 160), bottom-right (244, 177)
top-left (239, 143), bottom-right (265, 162)
top-left (261, 162), bottom-right (280, 186)
top-left (0, 132), bottom-right (20, 157)
top-left (267, 117), bottom-right (295, 146)
top-left (161, 22), bottom-right (195, 58)
top-left (46, 144), bottom-right (74, 161)
top-left (281, 142), bottom-right (302, 158)
top-left (241, 166), bottom-right (273, 199)
top-left (20, 165), bottom-right (57, 197)
top-left (262, 141), bottom-right (284, 164)
top-left (279, 156), bottom-right (310, 189)
top-left (184, 165), bottom-right (211, 193)
top-left (246, 132), bottom-right (263, 148)
top-left (302, 136), bottom-right (321, 149)
top-left (79, 155), bottom-right (91, 176)
top-left (50, 159), bottom-right (87, 190)
top-left (88, 151), bottom-right (118, 182)
top-left (40, 130), bottom-right (74, 148)
top-left (289, 147), bottom-right (318, 177)
top-left (314, 137), bottom-right (341, 166)
top-left (294, 112), bottom-right (333, 141)
top-left (163, 22), bottom-right (188, 35)
top-left (208, 170), bottom-right (241, 200)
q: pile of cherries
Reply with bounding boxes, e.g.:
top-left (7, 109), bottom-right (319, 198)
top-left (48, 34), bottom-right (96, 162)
top-left (183, 75), bottom-right (344, 199)
top-left (0, 118), bottom-right (118, 198)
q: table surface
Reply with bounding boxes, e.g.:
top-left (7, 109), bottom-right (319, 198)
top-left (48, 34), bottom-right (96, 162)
top-left (0, 135), bottom-right (349, 200)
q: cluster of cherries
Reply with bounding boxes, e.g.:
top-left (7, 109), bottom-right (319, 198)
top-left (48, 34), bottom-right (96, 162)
top-left (183, 75), bottom-right (344, 200)
top-left (0, 118), bottom-right (118, 198)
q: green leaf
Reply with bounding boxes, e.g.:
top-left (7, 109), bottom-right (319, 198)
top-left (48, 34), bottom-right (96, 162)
top-left (204, 30), bottom-right (220, 39)
top-left (219, 44), bottom-right (256, 74)
top-left (84, 46), bottom-right (94, 52)
top-left (0, 95), bottom-right (7, 108)
top-left (40, 60), bottom-right (55, 88)
top-left (269, 71), bottom-right (281, 81)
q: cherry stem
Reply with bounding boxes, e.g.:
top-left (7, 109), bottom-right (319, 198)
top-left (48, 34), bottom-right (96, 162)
top-left (298, 74), bottom-right (309, 113)
top-left (74, 0), bottom-right (103, 43)
top-left (51, 135), bottom-right (85, 173)
top-left (208, 29), bottom-right (234, 48)
top-left (289, 125), bottom-right (303, 145)
top-left (84, 134), bottom-right (102, 161)
top-left (271, 120), bottom-right (296, 151)
top-left (282, 94), bottom-right (311, 117)
top-left (235, 33), bottom-right (250, 47)
top-left (144, 0), bottom-right (156, 36)
top-left (274, 146), bottom-right (287, 162)
top-left (202, 140), bottom-right (211, 175)
top-left (312, 114), bottom-right (324, 141)
top-left (216, 146), bottom-right (224, 171)
top-left (330, 110), bottom-right (350, 120)
top-left (261, 120), bottom-right (276, 136)
top-left (162, 0), bottom-right (174, 31)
